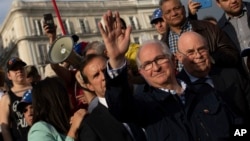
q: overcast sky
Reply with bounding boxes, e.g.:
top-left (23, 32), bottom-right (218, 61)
top-left (1, 0), bottom-right (250, 25)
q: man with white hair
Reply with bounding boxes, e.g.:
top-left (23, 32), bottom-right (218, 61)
top-left (99, 10), bottom-right (235, 141)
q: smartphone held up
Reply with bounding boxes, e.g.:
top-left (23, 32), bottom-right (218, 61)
top-left (193, 0), bottom-right (212, 9)
top-left (43, 13), bottom-right (55, 27)
top-left (43, 13), bottom-right (55, 33)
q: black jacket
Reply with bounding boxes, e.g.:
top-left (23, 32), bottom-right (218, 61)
top-left (105, 68), bottom-right (234, 141)
top-left (177, 68), bottom-right (250, 123)
top-left (78, 100), bottom-right (146, 141)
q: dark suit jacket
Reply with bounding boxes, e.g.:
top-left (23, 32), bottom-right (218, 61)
top-left (105, 68), bottom-right (234, 141)
top-left (177, 67), bottom-right (250, 122)
top-left (105, 68), bottom-right (196, 141)
top-left (217, 2), bottom-right (250, 76)
top-left (78, 101), bottom-right (145, 141)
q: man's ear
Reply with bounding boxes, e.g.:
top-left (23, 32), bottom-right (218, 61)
top-left (86, 83), bottom-right (95, 92)
top-left (7, 72), bottom-right (12, 80)
top-left (162, 13), bottom-right (167, 24)
top-left (103, 49), bottom-right (108, 57)
top-left (215, 0), bottom-right (222, 8)
top-left (138, 68), bottom-right (145, 77)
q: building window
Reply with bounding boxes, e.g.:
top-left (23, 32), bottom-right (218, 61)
top-left (79, 19), bottom-right (90, 33)
top-left (153, 35), bottom-right (159, 40)
top-left (133, 37), bottom-right (140, 44)
top-left (11, 28), bottom-right (16, 42)
top-left (129, 16), bottom-right (140, 30)
top-left (62, 19), bottom-right (71, 34)
top-left (149, 15), bottom-right (152, 21)
top-left (35, 44), bottom-right (48, 65)
top-left (95, 18), bottom-right (101, 33)
top-left (148, 15), bottom-right (154, 28)
top-left (33, 19), bottom-right (43, 36)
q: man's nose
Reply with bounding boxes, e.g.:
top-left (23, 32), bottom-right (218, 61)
top-left (152, 61), bottom-right (160, 71)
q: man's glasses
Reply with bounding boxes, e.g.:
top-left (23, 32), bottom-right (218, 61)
top-left (140, 55), bottom-right (169, 71)
top-left (178, 47), bottom-right (208, 59)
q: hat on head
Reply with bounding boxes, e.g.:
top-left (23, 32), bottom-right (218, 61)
top-left (150, 8), bottom-right (163, 24)
top-left (17, 90), bottom-right (32, 113)
top-left (7, 57), bottom-right (26, 71)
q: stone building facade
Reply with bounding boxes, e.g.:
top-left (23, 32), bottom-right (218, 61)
top-left (0, 0), bottom-right (161, 77)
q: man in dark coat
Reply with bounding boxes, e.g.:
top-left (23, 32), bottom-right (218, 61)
top-left (217, 0), bottom-right (250, 73)
top-left (99, 10), bottom-right (236, 141)
top-left (77, 54), bottom-right (146, 141)
top-left (176, 31), bottom-right (250, 139)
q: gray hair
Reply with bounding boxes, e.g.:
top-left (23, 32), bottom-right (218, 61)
top-left (83, 41), bottom-right (106, 56)
top-left (136, 39), bottom-right (172, 68)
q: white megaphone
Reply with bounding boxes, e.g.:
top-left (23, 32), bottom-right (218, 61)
top-left (48, 36), bottom-right (82, 68)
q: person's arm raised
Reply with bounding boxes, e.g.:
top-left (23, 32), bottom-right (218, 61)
top-left (98, 10), bottom-right (132, 69)
top-left (43, 23), bottom-right (57, 45)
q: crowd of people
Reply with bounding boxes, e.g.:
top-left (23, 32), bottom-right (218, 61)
top-left (0, 0), bottom-right (250, 141)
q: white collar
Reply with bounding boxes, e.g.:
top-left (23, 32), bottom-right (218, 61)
top-left (98, 97), bottom-right (108, 108)
top-left (159, 80), bottom-right (187, 95)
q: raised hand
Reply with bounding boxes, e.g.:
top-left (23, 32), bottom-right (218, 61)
top-left (98, 10), bottom-right (132, 68)
top-left (43, 23), bottom-right (57, 44)
top-left (188, 0), bottom-right (201, 15)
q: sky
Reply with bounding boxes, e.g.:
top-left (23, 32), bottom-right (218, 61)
top-left (0, 0), bottom-right (13, 24)
top-left (1, 0), bottom-right (250, 25)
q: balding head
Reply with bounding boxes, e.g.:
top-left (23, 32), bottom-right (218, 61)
top-left (176, 31), bottom-right (211, 78)
top-left (178, 31), bottom-right (207, 52)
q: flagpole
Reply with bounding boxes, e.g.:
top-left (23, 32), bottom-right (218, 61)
top-left (51, 0), bottom-right (66, 35)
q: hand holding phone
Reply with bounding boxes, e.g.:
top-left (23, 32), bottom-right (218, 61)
top-left (193, 0), bottom-right (212, 9)
top-left (43, 13), bottom-right (56, 34)
top-left (43, 13), bottom-right (55, 27)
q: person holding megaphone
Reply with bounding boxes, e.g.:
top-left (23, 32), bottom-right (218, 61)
top-left (43, 19), bottom-right (88, 113)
